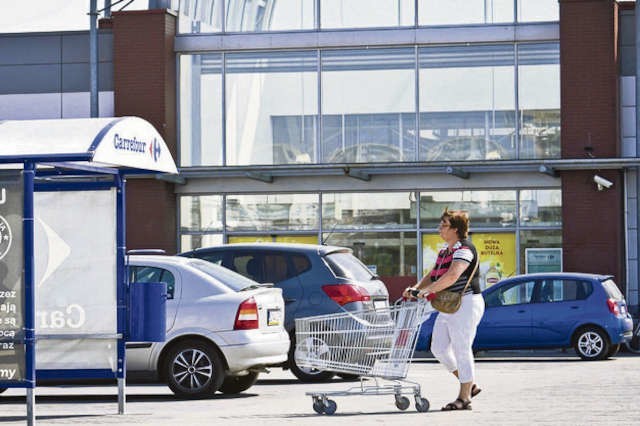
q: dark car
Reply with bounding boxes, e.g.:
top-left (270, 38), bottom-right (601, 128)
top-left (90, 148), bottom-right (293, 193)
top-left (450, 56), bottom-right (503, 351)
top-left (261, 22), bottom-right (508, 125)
top-left (179, 243), bottom-right (390, 381)
top-left (416, 272), bottom-right (633, 360)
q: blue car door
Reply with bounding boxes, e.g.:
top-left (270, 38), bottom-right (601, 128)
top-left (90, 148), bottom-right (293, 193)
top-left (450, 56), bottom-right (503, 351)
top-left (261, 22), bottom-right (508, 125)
top-left (531, 278), bottom-right (590, 346)
top-left (475, 279), bottom-right (535, 349)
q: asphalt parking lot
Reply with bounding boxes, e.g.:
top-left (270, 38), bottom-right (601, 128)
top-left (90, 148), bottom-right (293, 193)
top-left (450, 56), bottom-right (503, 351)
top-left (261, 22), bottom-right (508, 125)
top-left (1, 350), bottom-right (639, 425)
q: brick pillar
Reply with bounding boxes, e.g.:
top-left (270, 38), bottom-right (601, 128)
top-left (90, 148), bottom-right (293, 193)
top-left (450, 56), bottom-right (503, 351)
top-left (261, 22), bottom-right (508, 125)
top-left (112, 9), bottom-right (177, 254)
top-left (559, 0), bottom-right (624, 287)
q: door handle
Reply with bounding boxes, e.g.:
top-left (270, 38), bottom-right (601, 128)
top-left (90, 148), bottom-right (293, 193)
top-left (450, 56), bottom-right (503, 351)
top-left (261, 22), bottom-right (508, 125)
top-left (517, 310), bottom-right (526, 313)
top-left (284, 298), bottom-right (296, 304)
top-left (570, 306), bottom-right (579, 310)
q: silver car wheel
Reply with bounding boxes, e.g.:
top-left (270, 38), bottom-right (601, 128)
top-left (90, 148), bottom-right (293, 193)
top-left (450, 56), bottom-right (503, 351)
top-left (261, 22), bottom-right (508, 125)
top-left (172, 348), bottom-right (213, 392)
top-left (577, 330), bottom-right (604, 358)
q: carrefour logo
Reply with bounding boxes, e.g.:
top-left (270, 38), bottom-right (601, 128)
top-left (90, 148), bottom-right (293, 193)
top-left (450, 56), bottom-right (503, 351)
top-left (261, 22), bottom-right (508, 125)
top-left (113, 133), bottom-right (161, 162)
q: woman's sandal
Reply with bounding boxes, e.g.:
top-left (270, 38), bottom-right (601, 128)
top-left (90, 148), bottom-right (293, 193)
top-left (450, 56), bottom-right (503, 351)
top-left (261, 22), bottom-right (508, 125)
top-left (442, 398), bottom-right (472, 411)
top-left (471, 384), bottom-right (482, 398)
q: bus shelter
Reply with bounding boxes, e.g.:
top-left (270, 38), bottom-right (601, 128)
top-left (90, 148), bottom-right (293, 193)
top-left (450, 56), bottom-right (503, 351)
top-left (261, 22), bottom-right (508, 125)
top-left (0, 117), bottom-right (177, 424)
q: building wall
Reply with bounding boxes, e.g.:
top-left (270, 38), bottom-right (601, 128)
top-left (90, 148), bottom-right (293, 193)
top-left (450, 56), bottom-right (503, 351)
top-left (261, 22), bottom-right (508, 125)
top-left (0, 31), bottom-right (114, 118)
top-left (560, 0), bottom-right (625, 286)
top-left (112, 10), bottom-right (178, 254)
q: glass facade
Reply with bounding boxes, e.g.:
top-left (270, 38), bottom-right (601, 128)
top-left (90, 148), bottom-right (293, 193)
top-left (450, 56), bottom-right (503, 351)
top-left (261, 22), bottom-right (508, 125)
top-left (179, 43), bottom-right (560, 167)
top-left (177, 0), bottom-right (559, 33)
top-left (176, 1), bottom-right (562, 289)
top-left (179, 190), bottom-right (562, 278)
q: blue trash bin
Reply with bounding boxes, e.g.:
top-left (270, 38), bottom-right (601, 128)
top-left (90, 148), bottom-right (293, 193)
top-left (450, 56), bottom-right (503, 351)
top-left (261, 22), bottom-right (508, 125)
top-left (127, 281), bottom-right (167, 342)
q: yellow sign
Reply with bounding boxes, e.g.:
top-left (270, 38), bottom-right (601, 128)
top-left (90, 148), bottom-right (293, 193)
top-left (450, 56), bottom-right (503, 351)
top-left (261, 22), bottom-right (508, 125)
top-left (228, 235), bottom-right (318, 244)
top-left (421, 233), bottom-right (516, 290)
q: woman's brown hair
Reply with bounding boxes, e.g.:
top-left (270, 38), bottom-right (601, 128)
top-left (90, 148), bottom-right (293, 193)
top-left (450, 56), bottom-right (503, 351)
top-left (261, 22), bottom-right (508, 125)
top-left (441, 208), bottom-right (470, 240)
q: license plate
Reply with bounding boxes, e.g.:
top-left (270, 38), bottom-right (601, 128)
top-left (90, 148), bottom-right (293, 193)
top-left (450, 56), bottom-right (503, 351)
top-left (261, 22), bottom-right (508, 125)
top-left (267, 309), bottom-right (282, 326)
top-left (374, 300), bottom-right (388, 310)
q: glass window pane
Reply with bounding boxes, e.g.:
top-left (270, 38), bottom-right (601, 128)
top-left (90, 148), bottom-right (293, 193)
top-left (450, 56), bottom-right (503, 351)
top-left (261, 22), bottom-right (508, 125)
top-left (180, 234), bottom-right (224, 252)
top-left (520, 189), bottom-right (561, 226)
top-left (322, 0), bottom-right (414, 29)
top-left (180, 195), bottom-right (223, 232)
top-left (420, 190), bottom-right (517, 228)
top-left (226, 194), bottom-right (319, 231)
top-left (322, 192), bottom-right (414, 229)
top-left (321, 48), bottom-right (416, 163)
top-left (517, 0), bottom-right (558, 22)
top-left (226, 0), bottom-right (315, 32)
top-left (322, 231), bottom-right (418, 291)
top-left (419, 0), bottom-right (513, 26)
top-left (180, 54), bottom-right (223, 166)
top-left (419, 45), bottom-right (515, 161)
top-left (226, 51), bottom-right (318, 165)
top-left (178, 0), bottom-right (222, 33)
top-left (520, 229), bottom-right (562, 274)
top-left (518, 43), bottom-right (560, 159)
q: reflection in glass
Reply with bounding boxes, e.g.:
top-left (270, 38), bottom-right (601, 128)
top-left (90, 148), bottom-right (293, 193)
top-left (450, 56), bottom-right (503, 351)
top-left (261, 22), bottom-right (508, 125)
top-left (321, 48), bottom-right (415, 163)
top-left (180, 54), bottom-right (223, 166)
top-left (226, 194), bottom-right (319, 231)
top-left (180, 195), bottom-right (223, 232)
top-left (322, 232), bottom-right (417, 278)
top-left (226, 0), bottom-right (315, 32)
top-left (321, 0), bottom-right (414, 29)
top-left (181, 234), bottom-right (224, 252)
top-left (419, 190), bottom-right (517, 228)
top-left (517, 0), bottom-right (559, 22)
top-left (322, 192), bottom-right (414, 230)
top-left (518, 43), bottom-right (560, 159)
top-left (519, 189), bottom-right (561, 226)
top-left (178, 0), bottom-right (222, 33)
top-left (419, 45), bottom-right (515, 161)
top-left (226, 51), bottom-right (318, 165)
top-left (519, 229), bottom-right (562, 274)
top-left (419, 0), bottom-right (513, 26)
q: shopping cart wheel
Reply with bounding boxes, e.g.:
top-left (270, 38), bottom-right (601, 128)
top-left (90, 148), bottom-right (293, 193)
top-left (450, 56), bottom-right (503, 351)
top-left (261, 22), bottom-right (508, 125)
top-left (415, 397), bottom-right (430, 413)
top-left (312, 400), bottom-right (325, 414)
top-left (395, 396), bottom-right (411, 410)
top-left (324, 399), bottom-right (337, 415)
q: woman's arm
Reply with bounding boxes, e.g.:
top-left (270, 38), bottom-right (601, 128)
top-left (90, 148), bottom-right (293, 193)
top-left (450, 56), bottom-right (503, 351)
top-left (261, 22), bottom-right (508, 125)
top-left (402, 270), bottom-right (434, 298)
top-left (419, 260), bottom-right (468, 295)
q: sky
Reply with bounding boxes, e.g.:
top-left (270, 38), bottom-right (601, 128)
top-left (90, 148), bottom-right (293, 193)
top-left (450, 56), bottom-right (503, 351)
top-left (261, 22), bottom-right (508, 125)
top-left (0, 0), bottom-right (150, 33)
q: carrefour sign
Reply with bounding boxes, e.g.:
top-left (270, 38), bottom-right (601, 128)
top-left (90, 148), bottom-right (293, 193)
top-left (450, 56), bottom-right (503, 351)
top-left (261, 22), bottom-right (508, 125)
top-left (113, 133), bottom-right (161, 163)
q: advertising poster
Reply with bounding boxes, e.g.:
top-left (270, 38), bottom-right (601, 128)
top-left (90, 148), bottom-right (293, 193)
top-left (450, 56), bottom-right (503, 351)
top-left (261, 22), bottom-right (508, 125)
top-left (0, 172), bottom-right (24, 383)
top-left (422, 232), bottom-right (516, 290)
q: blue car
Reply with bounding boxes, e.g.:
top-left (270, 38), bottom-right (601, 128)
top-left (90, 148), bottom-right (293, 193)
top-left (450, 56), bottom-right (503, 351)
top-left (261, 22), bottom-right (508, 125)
top-left (416, 272), bottom-right (633, 360)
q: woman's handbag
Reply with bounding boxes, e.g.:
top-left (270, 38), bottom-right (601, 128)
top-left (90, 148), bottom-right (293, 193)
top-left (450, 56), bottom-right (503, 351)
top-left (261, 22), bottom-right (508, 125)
top-left (430, 261), bottom-right (479, 314)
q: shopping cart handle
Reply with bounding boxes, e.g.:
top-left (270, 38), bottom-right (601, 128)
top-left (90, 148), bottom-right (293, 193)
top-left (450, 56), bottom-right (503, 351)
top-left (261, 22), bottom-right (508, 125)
top-left (409, 289), bottom-right (421, 298)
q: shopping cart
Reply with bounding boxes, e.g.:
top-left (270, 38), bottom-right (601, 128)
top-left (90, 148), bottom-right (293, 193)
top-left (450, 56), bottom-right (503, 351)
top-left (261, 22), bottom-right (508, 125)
top-left (294, 299), bottom-right (433, 415)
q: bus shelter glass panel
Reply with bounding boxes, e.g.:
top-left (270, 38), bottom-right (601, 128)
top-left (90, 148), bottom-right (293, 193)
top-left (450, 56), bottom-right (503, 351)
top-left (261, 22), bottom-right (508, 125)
top-left (226, 194), bottom-right (319, 231)
top-left (520, 229), bottom-right (562, 273)
top-left (519, 189), bottom-right (561, 227)
top-left (419, 190), bottom-right (517, 228)
top-left (517, 0), bottom-right (559, 22)
top-left (322, 231), bottom-right (418, 279)
top-left (322, 192), bottom-right (414, 230)
top-left (418, 45), bottom-right (515, 161)
top-left (321, 0), bottom-right (414, 29)
top-left (321, 48), bottom-right (416, 163)
top-left (180, 54), bottom-right (223, 167)
top-left (517, 43), bottom-right (560, 159)
top-left (226, 51), bottom-right (318, 165)
top-left (226, 0), bottom-right (315, 32)
top-left (419, 0), bottom-right (513, 26)
top-left (180, 195), bottom-right (224, 232)
top-left (34, 190), bottom-right (117, 370)
top-left (178, 0), bottom-right (222, 33)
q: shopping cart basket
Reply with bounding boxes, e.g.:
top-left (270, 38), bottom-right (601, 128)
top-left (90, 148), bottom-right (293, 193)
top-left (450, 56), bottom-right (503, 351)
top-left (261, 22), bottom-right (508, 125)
top-left (294, 299), bottom-right (433, 415)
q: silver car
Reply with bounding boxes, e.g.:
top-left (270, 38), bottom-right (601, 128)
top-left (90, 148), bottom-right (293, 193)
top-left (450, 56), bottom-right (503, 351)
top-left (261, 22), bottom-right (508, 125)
top-left (126, 255), bottom-right (289, 398)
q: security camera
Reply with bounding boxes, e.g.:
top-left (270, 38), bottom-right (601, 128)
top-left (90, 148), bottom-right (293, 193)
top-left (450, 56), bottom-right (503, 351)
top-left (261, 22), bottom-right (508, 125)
top-left (593, 174), bottom-right (613, 190)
